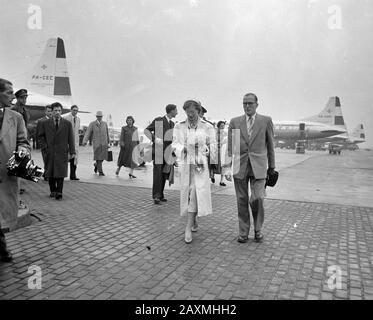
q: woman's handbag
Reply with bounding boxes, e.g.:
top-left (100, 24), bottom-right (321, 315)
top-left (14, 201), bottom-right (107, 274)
top-left (107, 150), bottom-right (113, 162)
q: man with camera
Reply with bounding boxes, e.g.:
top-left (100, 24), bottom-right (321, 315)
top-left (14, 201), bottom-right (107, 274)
top-left (0, 78), bottom-right (30, 262)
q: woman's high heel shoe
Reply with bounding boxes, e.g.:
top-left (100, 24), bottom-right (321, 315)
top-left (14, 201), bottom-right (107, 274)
top-left (129, 174), bottom-right (137, 179)
top-left (185, 228), bottom-right (193, 244)
top-left (115, 168), bottom-right (120, 176)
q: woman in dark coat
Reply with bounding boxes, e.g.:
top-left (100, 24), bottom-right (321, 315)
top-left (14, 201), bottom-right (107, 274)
top-left (116, 116), bottom-right (139, 178)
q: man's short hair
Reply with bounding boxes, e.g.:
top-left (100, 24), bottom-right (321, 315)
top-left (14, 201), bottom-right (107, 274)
top-left (71, 105), bottom-right (78, 110)
top-left (165, 104), bottom-right (177, 114)
top-left (45, 104), bottom-right (52, 110)
top-left (217, 120), bottom-right (226, 129)
top-left (0, 78), bottom-right (12, 92)
top-left (244, 93), bottom-right (258, 102)
top-left (51, 102), bottom-right (63, 110)
top-left (183, 100), bottom-right (202, 113)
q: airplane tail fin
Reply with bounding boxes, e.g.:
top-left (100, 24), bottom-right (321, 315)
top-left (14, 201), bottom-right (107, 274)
top-left (28, 37), bottom-right (73, 105)
top-left (302, 97), bottom-right (347, 130)
top-left (106, 114), bottom-right (114, 128)
top-left (106, 114), bottom-right (115, 142)
top-left (351, 124), bottom-right (365, 140)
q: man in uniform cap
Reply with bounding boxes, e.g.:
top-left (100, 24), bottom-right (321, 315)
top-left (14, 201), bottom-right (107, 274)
top-left (12, 89), bottom-right (30, 129)
top-left (12, 89), bottom-right (30, 196)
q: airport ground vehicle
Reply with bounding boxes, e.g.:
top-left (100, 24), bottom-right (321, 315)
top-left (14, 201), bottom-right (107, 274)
top-left (328, 143), bottom-right (342, 154)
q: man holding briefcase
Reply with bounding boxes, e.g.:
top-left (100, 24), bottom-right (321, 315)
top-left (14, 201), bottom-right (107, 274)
top-left (225, 93), bottom-right (276, 244)
top-left (82, 111), bottom-right (110, 176)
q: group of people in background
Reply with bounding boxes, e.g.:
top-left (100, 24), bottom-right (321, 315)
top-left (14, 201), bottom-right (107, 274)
top-left (1, 75), bottom-right (276, 263)
top-left (142, 96), bottom-right (275, 245)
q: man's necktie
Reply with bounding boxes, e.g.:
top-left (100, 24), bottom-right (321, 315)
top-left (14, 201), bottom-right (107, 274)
top-left (73, 117), bottom-right (76, 126)
top-left (247, 117), bottom-right (254, 138)
top-left (55, 119), bottom-right (59, 131)
top-left (0, 108), bottom-right (4, 130)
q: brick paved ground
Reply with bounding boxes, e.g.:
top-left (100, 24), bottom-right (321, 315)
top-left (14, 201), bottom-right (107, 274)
top-left (1, 180), bottom-right (373, 300)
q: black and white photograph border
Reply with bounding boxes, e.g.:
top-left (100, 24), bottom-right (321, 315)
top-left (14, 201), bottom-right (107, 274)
top-left (1, 0), bottom-right (373, 307)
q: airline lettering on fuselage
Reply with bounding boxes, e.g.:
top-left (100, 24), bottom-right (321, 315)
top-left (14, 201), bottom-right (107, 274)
top-left (32, 75), bottom-right (54, 81)
top-left (316, 115), bottom-right (332, 118)
top-left (274, 125), bottom-right (300, 131)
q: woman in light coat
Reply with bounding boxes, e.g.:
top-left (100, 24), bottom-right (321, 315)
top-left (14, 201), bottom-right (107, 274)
top-left (172, 100), bottom-right (217, 243)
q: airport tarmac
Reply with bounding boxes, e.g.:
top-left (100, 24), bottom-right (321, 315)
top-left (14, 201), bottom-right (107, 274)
top-left (1, 147), bottom-right (373, 300)
top-left (29, 146), bottom-right (373, 208)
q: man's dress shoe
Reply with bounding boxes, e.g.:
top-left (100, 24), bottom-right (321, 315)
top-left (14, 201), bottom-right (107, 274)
top-left (255, 231), bottom-right (264, 242)
top-left (237, 236), bottom-right (248, 243)
top-left (55, 193), bottom-right (63, 200)
top-left (0, 251), bottom-right (13, 262)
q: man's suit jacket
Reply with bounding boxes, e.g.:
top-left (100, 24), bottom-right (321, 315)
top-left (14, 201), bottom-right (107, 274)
top-left (0, 108), bottom-right (30, 230)
top-left (145, 116), bottom-right (174, 163)
top-left (38, 118), bottom-right (75, 178)
top-left (228, 113), bottom-right (275, 180)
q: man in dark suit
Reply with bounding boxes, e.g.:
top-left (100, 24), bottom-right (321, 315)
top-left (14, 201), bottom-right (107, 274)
top-left (38, 102), bottom-right (75, 200)
top-left (145, 104), bottom-right (178, 204)
top-left (226, 93), bottom-right (275, 243)
top-left (36, 105), bottom-right (52, 181)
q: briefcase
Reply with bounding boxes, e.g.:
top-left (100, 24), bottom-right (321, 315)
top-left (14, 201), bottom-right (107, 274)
top-left (107, 150), bottom-right (113, 162)
top-left (265, 169), bottom-right (279, 188)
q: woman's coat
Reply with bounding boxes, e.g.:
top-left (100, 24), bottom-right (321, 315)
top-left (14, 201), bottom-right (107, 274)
top-left (117, 125), bottom-right (140, 168)
top-left (172, 119), bottom-right (217, 217)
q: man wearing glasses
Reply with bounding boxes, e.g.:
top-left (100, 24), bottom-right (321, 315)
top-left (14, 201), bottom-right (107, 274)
top-left (225, 93), bottom-right (276, 244)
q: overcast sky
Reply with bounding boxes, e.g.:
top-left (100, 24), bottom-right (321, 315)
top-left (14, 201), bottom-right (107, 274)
top-left (1, 0), bottom-right (372, 147)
